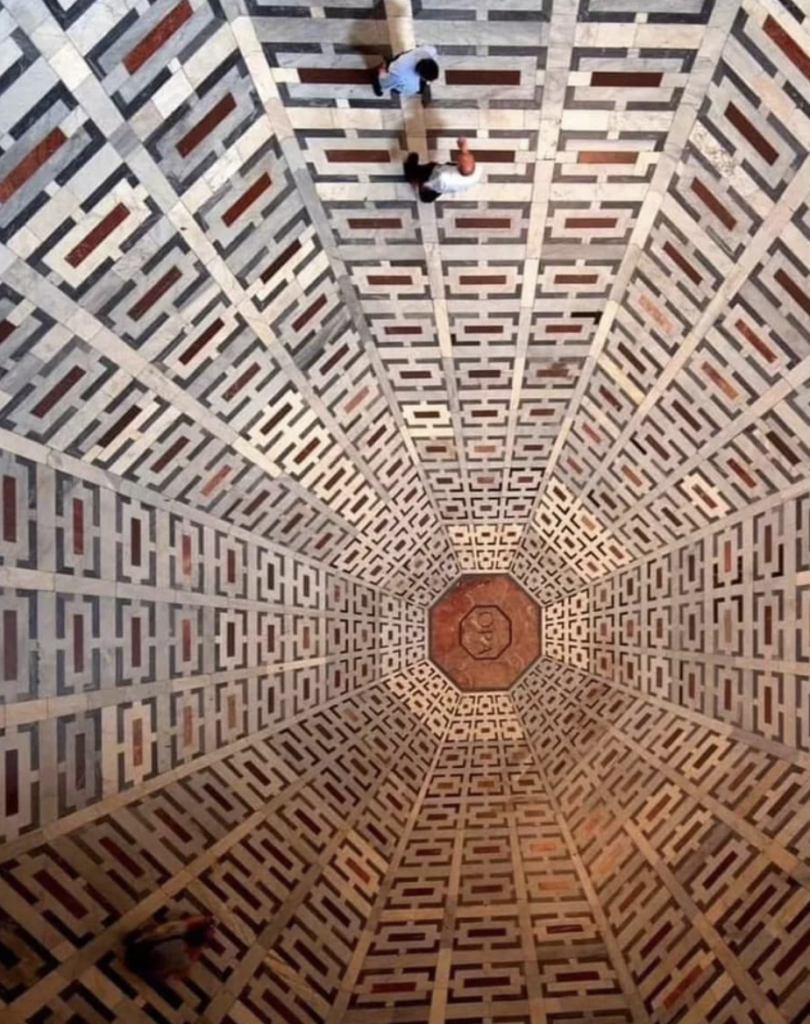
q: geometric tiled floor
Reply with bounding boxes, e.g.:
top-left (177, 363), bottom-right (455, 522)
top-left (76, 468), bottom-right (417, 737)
top-left (2, 0), bottom-right (810, 1019)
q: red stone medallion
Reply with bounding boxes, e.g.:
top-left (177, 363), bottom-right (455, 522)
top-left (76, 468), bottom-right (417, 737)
top-left (429, 574), bottom-right (542, 691)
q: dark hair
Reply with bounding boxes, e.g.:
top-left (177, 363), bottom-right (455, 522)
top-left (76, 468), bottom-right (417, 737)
top-left (416, 58), bottom-right (439, 82)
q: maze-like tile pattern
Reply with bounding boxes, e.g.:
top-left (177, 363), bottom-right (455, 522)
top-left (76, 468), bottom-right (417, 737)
top-left (513, 659), bottom-right (810, 1024)
top-left (542, 488), bottom-right (810, 753)
top-left (0, 449), bottom-right (426, 845)
top-left (2, 0), bottom-right (810, 1019)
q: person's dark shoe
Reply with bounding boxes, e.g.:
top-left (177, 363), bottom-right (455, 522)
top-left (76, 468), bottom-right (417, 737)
top-left (404, 152), bottom-right (419, 184)
top-left (371, 66), bottom-right (383, 97)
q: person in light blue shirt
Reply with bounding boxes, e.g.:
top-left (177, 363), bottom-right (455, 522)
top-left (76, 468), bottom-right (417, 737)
top-left (371, 46), bottom-right (439, 106)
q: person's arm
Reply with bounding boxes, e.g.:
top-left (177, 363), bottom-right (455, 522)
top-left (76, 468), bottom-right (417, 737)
top-left (420, 78), bottom-right (432, 107)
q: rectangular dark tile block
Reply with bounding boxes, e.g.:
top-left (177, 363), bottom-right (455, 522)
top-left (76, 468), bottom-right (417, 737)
top-left (445, 70), bottom-right (520, 85)
top-left (2, 476), bottom-right (16, 543)
top-left (261, 239), bottom-right (302, 283)
top-left (456, 217), bottom-right (511, 228)
top-left (179, 318), bottom-right (224, 364)
top-left (663, 240), bottom-right (702, 285)
top-left (564, 217), bottom-right (618, 228)
top-left (151, 435), bottom-right (189, 473)
top-left (298, 68), bottom-right (374, 84)
top-left (590, 71), bottom-right (663, 86)
top-left (325, 149), bottom-right (391, 163)
top-left (451, 149), bottom-right (514, 163)
top-left (347, 217), bottom-right (403, 229)
top-left (2, 610), bottom-right (16, 682)
top-left (292, 293), bottom-right (327, 332)
top-left (775, 268), bottom-right (810, 316)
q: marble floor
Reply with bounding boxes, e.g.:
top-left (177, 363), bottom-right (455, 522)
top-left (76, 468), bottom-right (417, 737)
top-left (0, 0), bottom-right (809, 1019)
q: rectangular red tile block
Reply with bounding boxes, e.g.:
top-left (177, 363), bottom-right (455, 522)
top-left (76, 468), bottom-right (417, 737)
top-left (31, 366), bottom-right (86, 418)
top-left (124, 0), bottom-right (193, 73)
top-left (763, 15), bottom-right (810, 81)
top-left (176, 93), bottom-right (236, 156)
top-left (292, 293), bottom-right (327, 332)
top-left (128, 266), bottom-right (182, 321)
top-left (261, 239), bottom-right (301, 284)
top-left (0, 128), bottom-right (67, 201)
top-left (690, 176), bottom-right (736, 229)
top-left (222, 172), bottom-right (272, 227)
top-left (347, 217), bottom-right (402, 229)
top-left (725, 102), bottom-right (778, 165)
top-left (180, 317), bottom-right (224, 364)
top-left (132, 718), bottom-right (144, 767)
top-left (66, 203), bottom-right (130, 267)
top-left (183, 705), bottom-right (194, 746)
top-left (590, 71), bottom-right (662, 87)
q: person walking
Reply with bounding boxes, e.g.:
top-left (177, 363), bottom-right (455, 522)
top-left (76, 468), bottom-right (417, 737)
top-left (371, 46), bottom-right (439, 106)
top-left (404, 137), bottom-right (482, 203)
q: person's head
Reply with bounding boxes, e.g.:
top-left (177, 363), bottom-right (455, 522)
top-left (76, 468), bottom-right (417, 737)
top-left (458, 151), bottom-right (476, 176)
top-left (416, 58), bottom-right (439, 83)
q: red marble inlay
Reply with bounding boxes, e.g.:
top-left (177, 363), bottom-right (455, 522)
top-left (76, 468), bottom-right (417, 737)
top-left (176, 93), bottom-right (236, 157)
top-left (132, 718), bottom-right (144, 767)
top-left (65, 203), bottom-right (130, 267)
top-left (0, 128), bottom-right (67, 202)
top-left (429, 574), bottom-right (541, 691)
top-left (124, 0), bottom-right (193, 74)
top-left (181, 533), bottom-right (193, 575)
top-left (222, 172), bottom-right (272, 227)
top-left (183, 705), bottom-right (194, 746)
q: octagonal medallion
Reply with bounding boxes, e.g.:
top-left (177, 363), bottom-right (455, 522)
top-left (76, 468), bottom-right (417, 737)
top-left (429, 574), bottom-right (542, 691)
top-left (460, 606), bottom-right (511, 660)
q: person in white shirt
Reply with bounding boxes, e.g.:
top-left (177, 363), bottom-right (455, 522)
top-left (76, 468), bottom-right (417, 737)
top-left (404, 138), bottom-right (482, 203)
top-left (371, 46), bottom-right (439, 106)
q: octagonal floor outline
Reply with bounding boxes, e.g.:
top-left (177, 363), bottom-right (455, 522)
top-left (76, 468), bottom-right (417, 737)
top-left (429, 573), bottom-right (542, 691)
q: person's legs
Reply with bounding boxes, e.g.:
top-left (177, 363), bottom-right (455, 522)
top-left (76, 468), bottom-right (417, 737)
top-left (404, 156), bottom-right (437, 186)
